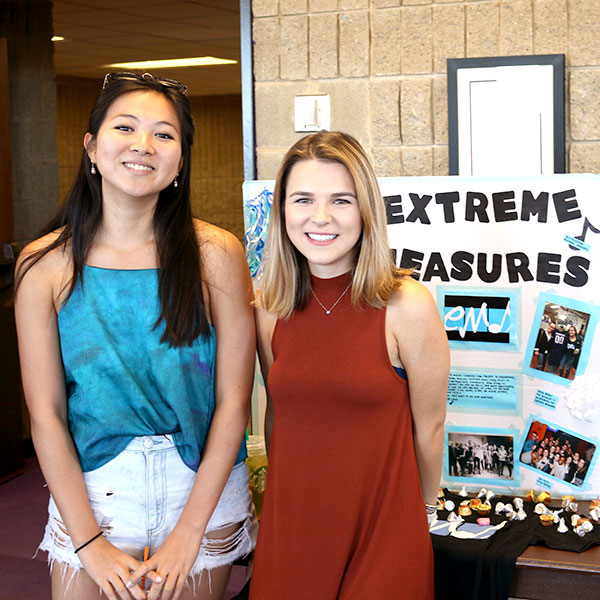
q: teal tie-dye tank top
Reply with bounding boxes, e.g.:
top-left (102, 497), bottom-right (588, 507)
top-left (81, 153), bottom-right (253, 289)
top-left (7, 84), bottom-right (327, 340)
top-left (58, 266), bottom-right (246, 472)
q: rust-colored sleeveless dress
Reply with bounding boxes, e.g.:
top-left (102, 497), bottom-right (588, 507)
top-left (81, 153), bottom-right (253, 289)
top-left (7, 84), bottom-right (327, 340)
top-left (250, 273), bottom-right (434, 600)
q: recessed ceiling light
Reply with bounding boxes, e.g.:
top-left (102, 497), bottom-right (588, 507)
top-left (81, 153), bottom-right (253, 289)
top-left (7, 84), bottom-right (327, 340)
top-left (51, 36), bottom-right (65, 42)
top-left (105, 57), bottom-right (237, 69)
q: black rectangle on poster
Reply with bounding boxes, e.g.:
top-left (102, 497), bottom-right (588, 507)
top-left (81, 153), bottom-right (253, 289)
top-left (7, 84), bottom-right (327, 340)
top-left (444, 295), bottom-right (510, 310)
top-left (446, 330), bottom-right (510, 343)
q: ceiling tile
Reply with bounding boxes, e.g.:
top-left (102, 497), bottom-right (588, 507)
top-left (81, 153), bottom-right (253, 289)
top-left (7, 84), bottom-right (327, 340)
top-left (54, 9), bottom-right (155, 27)
top-left (50, 0), bottom-right (242, 96)
top-left (117, 4), bottom-right (229, 20)
top-left (57, 0), bottom-right (176, 9)
top-left (53, 25), bottom-right (126, 40)
top-left (186, 0), bottom-right (239, 11)
top-left (104, 21), bottom-right (213, 41)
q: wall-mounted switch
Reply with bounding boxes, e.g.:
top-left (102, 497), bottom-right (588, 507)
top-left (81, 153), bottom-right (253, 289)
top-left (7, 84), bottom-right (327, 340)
top-left (294, 95), bottom-right (330, 132)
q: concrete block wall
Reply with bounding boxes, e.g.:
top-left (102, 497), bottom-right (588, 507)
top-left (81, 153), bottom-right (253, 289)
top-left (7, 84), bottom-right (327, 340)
top-left (252, 0), bottom-right (600, 179)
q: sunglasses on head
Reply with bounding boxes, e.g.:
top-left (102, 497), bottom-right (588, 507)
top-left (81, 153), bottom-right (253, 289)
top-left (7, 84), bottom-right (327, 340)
top-left (102, 72), bottom-right (188, 95)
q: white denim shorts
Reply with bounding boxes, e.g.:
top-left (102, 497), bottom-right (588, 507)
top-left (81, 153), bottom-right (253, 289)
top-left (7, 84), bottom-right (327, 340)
top-left (39, 435), bottom-right (257, 577)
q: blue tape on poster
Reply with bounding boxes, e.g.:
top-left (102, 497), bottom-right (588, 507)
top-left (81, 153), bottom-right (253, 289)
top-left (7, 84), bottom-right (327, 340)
top-left (533, 389), bottom-right (559, 410)
top-left (563, 235), bottom-right (591, 252)
top-left (536, 476), bottom-right (553, 490)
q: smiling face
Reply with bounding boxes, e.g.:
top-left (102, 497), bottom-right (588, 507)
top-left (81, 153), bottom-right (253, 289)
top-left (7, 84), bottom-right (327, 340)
top-left (85, 90), bottom-right (183, 206)
top-left (284, 159), bottom-right (363, 278)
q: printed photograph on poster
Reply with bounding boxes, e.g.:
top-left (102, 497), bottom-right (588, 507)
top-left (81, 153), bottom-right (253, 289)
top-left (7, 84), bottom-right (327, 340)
top-left (528, 301), bottom-right (590, 381)
top-left (447, 369), bottom-right (520, 414)
top-left (519, 419), bottom-right (597, 488)
top-left (437, 287), bottom-right (521, 352)
top-left (445, 428), bottom-right (517, 487)
top-left (523, 293), bottom-right (598, 387)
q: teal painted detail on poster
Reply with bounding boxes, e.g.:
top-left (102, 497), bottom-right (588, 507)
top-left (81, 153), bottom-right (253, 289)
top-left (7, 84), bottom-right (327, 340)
top-left (523, 292), bottom-right (599, 388)
top-left (436, 286), bottom-right (521, 352)
top-left (447, 368), bottom-right (521, 415)
top-left (243, 181), bottom-right (274, 279)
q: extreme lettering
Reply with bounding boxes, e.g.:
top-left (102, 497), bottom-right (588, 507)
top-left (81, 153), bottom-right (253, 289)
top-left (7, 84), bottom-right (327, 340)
top-left (384, 188), bottom-right (582, 225)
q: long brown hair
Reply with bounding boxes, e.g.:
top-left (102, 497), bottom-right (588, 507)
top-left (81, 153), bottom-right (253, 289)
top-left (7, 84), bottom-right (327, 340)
top-left (15, 75), bottom-right (207, 347)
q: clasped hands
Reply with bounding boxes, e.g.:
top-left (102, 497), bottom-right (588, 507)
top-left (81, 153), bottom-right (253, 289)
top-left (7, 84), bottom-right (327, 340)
top-left (125, 528), bottom-right (203, 600)
top-left (79, 532), bottom-right (199, 600)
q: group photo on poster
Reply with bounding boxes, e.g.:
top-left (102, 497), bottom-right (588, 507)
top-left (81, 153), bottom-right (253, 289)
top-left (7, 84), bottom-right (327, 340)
top-left (519, 419), bottom-right (597, 488)
top-left (445, 429), bottom-right (517, 486)
top-left (523, 292), bottom-right (598, 389)
top-left (528, 300), bottom-right (591, 380)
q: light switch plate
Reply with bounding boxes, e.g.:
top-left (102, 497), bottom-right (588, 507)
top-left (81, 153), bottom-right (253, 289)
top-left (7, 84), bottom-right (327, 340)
top-left (294, 95), bottom-right (330, 132)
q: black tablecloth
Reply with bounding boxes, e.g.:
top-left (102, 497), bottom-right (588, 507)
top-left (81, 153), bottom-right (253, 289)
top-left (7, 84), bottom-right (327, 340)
top-left (432, 489), bottom-right (600, 600)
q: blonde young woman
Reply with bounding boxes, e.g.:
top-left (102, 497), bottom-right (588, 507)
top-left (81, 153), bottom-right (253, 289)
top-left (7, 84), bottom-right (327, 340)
top-left (249, 131), bottom-right (450, 599)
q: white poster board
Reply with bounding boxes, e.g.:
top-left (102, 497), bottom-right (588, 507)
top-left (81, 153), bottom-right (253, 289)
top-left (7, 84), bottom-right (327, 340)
top-left (243, 174), bottom-right (600, 499)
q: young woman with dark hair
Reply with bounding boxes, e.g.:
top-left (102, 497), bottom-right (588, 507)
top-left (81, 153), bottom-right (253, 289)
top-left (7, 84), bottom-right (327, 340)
top-left (15, 73), bottom-right (256, 600)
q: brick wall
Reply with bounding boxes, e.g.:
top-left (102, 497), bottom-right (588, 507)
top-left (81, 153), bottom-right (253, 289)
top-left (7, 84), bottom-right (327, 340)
top-left (252, 0), bottom-right (600, 179)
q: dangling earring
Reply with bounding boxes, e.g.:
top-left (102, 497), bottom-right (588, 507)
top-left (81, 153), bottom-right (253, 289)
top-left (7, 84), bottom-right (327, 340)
top-left (90, 162), bottom-right (97, 175)
top-left (173, 173), bottom-right (179, 188)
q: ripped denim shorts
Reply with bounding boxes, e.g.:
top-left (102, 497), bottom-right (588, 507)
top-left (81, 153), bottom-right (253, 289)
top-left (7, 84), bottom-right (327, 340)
top-left (39, 435), bottom-right (257, 577)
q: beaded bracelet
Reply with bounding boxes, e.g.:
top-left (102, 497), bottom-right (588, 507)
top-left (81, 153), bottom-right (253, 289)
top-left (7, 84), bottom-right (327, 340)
top-left (74, 531), bottom-right (103, 554)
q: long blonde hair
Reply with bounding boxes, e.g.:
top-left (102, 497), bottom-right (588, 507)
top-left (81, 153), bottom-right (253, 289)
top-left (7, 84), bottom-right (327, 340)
top-left (259, 131), bottom-right (408, 318)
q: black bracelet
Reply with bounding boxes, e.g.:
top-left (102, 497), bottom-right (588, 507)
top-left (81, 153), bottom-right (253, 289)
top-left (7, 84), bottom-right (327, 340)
top-left (74, 531), bottom-right (103, 554)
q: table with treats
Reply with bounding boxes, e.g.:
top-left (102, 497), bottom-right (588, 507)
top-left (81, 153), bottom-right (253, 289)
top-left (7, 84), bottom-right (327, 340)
top-left (430, 487), bottom-right (600, 600)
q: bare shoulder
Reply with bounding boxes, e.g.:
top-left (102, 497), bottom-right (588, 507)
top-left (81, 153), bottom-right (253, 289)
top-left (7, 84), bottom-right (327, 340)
top-left (194, 219), bottom-right (242, 252)
top-left (193, 219), bottom-right (252, 303)
top-left (388, 275), bottom-right (449, 371)
top-left (194, 219), bottom-right (245, 272)
top-left (16, 230), bottom-right (70, 283)
top-left (15, 230), bottom-right (71, 310)
top-left (387, 275), bottom-right (439, 323)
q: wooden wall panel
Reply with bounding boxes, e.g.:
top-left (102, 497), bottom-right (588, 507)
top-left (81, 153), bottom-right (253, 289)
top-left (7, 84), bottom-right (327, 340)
top-left (55, 76), bottom-right (98, 202)
top-left (0, 38), bottom-right (13, 242)
top-left (190, 95), bottom-right (244, 240)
